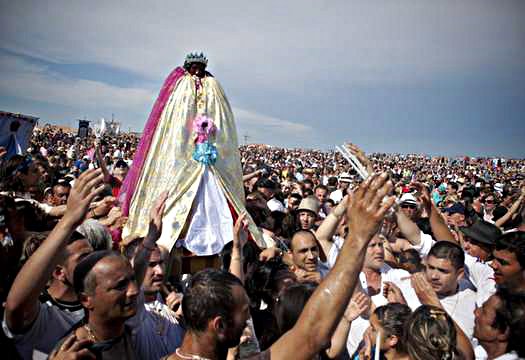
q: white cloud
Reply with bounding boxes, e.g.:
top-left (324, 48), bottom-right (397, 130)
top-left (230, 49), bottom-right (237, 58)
top-left (0, 1), bottom-right (524, 156)
top-left (233, 107), bottom-right (317, 146)
top-left (0, 53), bottom-right (155, 111)
top-left (1, 0), bottom-right (523, 89)
top-left (0, 52), bottom-right (314, 144)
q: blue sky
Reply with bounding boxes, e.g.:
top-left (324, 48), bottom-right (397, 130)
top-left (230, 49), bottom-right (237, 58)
top-left (1, 1), bottom-right (524, 158)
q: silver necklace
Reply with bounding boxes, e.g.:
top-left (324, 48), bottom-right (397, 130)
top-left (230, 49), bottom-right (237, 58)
top-left (175, 348), bottom-right (213, 360)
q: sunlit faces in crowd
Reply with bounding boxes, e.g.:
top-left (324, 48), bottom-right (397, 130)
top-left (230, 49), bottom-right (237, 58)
top-left (425, 242), bottom-right (464, 297)
top-left (491, 232), bottom-right (525, 289)
top-left (298, 210), bottom-right (316, 230)
top-left (398, 249), bottom-right (423, 274)
top-left (16, 158), bottom-right (44, 188)
top-left (400, 202), bottom-right (418, 220)
top-left (112, 161), bottom-right (129, 182)
top-left (223, 285), bottom-right (252, 348)
top-left (462, 237), bottom-right (491, 261)
top-left (314, 185), bottom-right (329, 204)
top-left (79, 254), bottom-right (140, 321)
top-left (364, 235), bottom-right (385, 271)
top-left (474, 289), bottom-right (525, 358)
top-left (287, 194), bottom-right (302, 212)
top-left (483, 195), bottom-right (496, 212)
top-left (142, 247), bottom-right (166, 296)
top-left (52, 182), bottom-right (71, 205)
top-left (290, 231), bottom-right (319, 272)
top-left (473, 294), bottom-right (504, 343)
top-left (447, 183), bottom-right (458, 196)
top-left (445, 210), bottom-right (466, 227)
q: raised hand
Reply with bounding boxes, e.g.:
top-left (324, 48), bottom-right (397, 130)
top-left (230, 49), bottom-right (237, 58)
top-left (64, 169), bottom-right (105, 226)
top-left (345, 143), bottom-right (374, 175)
top-left (300, 270), bottom-right (322, 283)
top-left (346, 173), bottom-right (396, 244)
top-left (90, 196), bottom-right (116, 218)
top-left (332, 195), bottom-right (350, 218)
top-left (258, 247), bottom-right (281, 261)
top-left (49, 334), bottom-right (95, 360)
top-left (383, 281), bottom-right (407, 305)
top-left (233, 212), bottom-right (249, 250)
top-left (166, 291), bottom-right (183, 313)
top-left (358, 327), bottom-right (374, 360)
top-left (344, 292), bottom-right (370, 322)
top-left (146, 191), bottom-right (168, 241)
top-left (412, 182), bottom-right (432, 214)
top-left (411, 272), bottom-right (441, 308)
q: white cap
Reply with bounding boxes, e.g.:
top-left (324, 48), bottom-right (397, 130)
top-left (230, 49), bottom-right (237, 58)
top-left (399, 193), bottom-right (417, 206)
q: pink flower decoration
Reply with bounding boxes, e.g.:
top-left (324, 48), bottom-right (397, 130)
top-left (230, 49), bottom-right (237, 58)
top-left (193, 115), bottom-right (217, 144)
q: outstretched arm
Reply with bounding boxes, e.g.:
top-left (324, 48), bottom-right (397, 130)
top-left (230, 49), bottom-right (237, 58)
top-left (5, 169), bottom-right (104, 333)
top-left (415, 183), bottom-right (456, 243)
top-left (94, 140), bottom-right (111, 183)
top-left (229, 213), bottom-right (248, 284)
top-left (243, 169), bottom-right (263, 182)
top-left (133, 192), bottom-right (167, 288)
top-left (395, 208), bottom-right (422, 246)
top-left (495, 190), bottom-right (525, 228)
top-left (346, 143), bottom-right (374, 175)
top-left (269, 173), bottom-right (395, 360)
top-left (411, 273), bottom-right (474, 360)
top-left (325, 291), bottom-right (370, 359)
top-left (315, 195), bottom-right (349, 256)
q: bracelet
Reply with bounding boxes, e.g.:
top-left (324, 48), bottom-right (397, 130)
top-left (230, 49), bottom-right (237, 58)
top-left (231, 256), bottom-right (242, 261)
top-left (90, 209), bottom-right (97, 218)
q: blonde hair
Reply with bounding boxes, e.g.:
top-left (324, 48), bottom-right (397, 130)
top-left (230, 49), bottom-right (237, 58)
top-left (404, 305), bottom-right (461, 360)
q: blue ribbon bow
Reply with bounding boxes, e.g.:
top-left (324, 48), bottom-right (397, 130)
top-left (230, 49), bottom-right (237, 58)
top-left (192, 142), bottom-right (218, 166)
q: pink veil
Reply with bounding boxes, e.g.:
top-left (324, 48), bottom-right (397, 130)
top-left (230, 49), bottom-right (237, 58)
top-left (119, 67), bottom-right (186, 215)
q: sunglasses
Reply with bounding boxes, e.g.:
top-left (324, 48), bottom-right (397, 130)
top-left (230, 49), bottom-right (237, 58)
top-left (401, 204), bottom-right (417, 210)
top-left (484, 199), bottom-right (494, 204)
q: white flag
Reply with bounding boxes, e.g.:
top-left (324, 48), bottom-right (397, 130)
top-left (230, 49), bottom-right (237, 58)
top-left (100, 118), bottom-right (107, 135)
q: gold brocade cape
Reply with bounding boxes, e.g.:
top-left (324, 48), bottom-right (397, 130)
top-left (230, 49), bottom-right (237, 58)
top-left (123, 73), bottom-right (264, 252)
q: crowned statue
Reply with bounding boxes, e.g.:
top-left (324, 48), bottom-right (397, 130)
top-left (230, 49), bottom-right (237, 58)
top-left (120, 52), bottom-right (263, 270)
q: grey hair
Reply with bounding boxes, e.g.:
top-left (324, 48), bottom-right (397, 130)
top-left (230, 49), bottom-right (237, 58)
top-left (77, 219), bottom-right (112, 251)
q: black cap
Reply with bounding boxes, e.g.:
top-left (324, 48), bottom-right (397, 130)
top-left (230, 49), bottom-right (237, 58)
top-left (459, 220), bottom-right (502, 246)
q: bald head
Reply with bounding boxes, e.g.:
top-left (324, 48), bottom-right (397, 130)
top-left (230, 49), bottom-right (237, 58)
top-left (291, 231), bottom-right (319, 272)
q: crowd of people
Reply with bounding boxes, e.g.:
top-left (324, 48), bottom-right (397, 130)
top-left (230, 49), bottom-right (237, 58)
top-left (1, 125), bottom-right (525, 360)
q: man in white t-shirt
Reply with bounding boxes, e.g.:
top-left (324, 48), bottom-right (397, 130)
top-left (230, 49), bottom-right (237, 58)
top-left (255, 178), bottom-right (285, 213)
top-left (329, 173), bottom-right (351, 204)
top-left (411, 241), bottom-right (477, 340)
top-left (397, 195), bottom-right (498, 309)
top-left (346, 233), bottom-right (419, 355)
